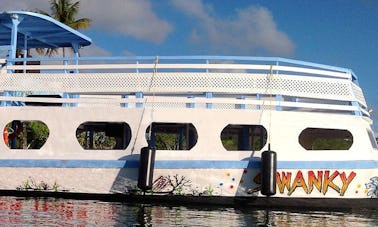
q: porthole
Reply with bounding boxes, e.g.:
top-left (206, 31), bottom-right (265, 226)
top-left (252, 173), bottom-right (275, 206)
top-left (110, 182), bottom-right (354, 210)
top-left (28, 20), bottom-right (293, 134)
top-left (76, 122), bottom-right (131, 150)
top-left (299, 128), bottom-right (353, 150)
top-left (3, 120), bottom-right (49, 149)
top-left (146, 123), bottom-right (198, 150)
top-left (221, 124), bottom-right (267, 151)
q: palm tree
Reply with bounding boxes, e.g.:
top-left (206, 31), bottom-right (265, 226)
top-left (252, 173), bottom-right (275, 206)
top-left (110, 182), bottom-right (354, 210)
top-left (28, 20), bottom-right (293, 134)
top-left (37, 0), bottom-right (91, 56)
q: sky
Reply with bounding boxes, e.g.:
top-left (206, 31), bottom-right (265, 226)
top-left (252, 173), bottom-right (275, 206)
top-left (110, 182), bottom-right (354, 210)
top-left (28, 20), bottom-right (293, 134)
top-left (1, 0), bottom-right (378, 130)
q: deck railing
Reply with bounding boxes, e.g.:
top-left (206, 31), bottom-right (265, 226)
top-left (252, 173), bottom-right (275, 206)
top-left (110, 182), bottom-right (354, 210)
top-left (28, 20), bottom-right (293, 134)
top-left (0, 56), bottom-right (368, 117)
top-left (4, 55), bottom-right (355, 78)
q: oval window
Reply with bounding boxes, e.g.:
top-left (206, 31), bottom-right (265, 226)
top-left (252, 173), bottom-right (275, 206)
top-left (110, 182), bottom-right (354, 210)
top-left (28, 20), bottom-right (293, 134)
top-left (3, 120), bottom-right (49, 149)
top-left (76, 122), bottom-right (131, 150)
top-left (146, 123), bottom-right (198, 150)
top-left (299, 128), bottom-right (353, 150)
top-left (221, 124), bottom-right (267, 151)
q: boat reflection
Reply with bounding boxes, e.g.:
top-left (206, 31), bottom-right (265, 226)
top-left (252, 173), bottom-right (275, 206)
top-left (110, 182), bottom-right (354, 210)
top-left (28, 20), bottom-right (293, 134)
top-left (0, 197), bottom-right (377, 226)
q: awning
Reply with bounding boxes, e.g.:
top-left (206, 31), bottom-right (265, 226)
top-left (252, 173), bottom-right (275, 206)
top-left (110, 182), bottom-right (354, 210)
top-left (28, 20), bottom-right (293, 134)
top-left (0, 11), bottom-right (92, 49)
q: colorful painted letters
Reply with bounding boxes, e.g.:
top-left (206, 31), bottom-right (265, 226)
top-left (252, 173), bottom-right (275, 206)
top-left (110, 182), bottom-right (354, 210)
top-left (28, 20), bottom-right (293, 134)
top-left (276, 170), bottom-right (356, 196)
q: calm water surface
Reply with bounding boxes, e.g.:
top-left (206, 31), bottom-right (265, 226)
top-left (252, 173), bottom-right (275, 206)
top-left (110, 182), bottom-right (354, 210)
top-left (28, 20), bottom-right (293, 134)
top-left (0, 196), bottom-right (377, 226)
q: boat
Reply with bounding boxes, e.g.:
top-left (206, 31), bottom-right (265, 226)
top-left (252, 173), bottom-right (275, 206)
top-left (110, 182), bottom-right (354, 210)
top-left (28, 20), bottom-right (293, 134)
top-left (0, 11), bottom-right (377, 208)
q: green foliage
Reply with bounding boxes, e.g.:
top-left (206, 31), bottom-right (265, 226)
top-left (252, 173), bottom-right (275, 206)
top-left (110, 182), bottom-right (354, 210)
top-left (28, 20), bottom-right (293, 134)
top-left (220, 125), bottom-right (267, 151)
top-left (221, 135), bottom-right (265, 151)
top-left (204, 185), bottom-right (214, 196)
top-left (17, 178), bottom-right (60, 191)
top-left (312, 138), bottom-right (353, 150)
top-left (28, 121), bottom-right (50, 149)
top-left (53, 182), bottom-right (60, 192)
top-left (76, 131), bottom-right (116, 149)
top-left (36, 0), bottom-right (91, 56)
top-left (23, 179), bottom-right (31, 190)
top-left (38, 0), bottom-right (91, 30)
top-left (221, 136), bottom-right (237, 150)
top-left (147, 123), bottom-right (196, 150)
top-left (6, 121), bottom-right (49, 149)
top-left (155, 132), bottom-right (184, 150)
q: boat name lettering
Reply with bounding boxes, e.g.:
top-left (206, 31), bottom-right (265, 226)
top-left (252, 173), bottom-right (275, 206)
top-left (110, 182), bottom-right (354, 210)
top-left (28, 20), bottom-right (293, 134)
top-left (276, 170), bottom-right (356, 196)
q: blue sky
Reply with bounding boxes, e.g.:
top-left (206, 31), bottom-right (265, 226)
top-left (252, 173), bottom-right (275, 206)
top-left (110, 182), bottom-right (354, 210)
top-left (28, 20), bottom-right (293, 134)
top-left (2, 0), bottom-right (378, 130)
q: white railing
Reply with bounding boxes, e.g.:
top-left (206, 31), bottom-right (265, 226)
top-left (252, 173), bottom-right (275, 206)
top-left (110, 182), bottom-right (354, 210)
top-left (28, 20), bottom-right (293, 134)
top-left (0, 56), bottom-right (367, 116)
top-left (4, 55), bottom-right (354, 77)
top-left (5, 63), bottom-right (351, 79)
top-left (0, 94), bottom-right (361, 111)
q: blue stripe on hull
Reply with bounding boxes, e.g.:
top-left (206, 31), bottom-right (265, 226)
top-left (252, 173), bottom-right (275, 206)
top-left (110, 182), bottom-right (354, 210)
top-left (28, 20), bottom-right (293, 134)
top-left (0, 160), bottom-right (139, 168)
top-left (157, 160), bottom-right (378, 169)
top-left (0, 159), bottom-right (376, 169)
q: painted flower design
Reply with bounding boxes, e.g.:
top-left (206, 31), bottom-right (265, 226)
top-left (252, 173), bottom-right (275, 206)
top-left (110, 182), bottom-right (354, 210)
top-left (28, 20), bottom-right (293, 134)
top-left (365, 177), bottom-right (378, 198)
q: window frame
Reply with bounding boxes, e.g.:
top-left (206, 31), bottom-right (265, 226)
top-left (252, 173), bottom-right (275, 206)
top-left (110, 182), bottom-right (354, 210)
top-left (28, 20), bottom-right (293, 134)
top-left (220, 124), bottom-right (267, 151)
top-left (3, 120), bottom-right (49, 149)
top-left (146, 122), bottom-right (198, 151)
top-left (76, 121), bottom-right (132, 150)
top-left (299, 127), bottom-right (353, 151)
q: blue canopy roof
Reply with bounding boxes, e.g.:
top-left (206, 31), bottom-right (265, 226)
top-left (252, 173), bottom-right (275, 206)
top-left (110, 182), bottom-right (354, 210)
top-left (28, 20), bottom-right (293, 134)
top-left (0, 11), bottom-right (92, 49)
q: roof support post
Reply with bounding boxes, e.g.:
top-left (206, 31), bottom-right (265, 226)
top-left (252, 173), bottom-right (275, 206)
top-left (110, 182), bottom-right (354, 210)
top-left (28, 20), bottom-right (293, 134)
top-left (70, 43), bottom-right (80, 107)
top-left (3, 14), bottom-right (22, 106)
top-left (10, 13), bottom-right (21, 60)
top-left (72, 43), bottom-right (79, 73)
top-left (23, 35), bottom-right (27, 73)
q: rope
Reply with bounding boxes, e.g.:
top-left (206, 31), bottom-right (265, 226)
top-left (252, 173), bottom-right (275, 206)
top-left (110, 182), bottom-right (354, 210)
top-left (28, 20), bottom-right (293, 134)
top-left (147, 56), bottom-right (158, 144)
top-left (267, 65), bottom-right (274, 149)
top-left (131, 56), bottom-right (158, 153)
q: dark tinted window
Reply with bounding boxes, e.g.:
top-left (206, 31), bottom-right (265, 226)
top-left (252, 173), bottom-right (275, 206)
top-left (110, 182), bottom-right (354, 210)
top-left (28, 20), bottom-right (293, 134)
top-left (146, 123), bottom-right (197, 150)
top-left (76, 122), bottom-right (131, 150)
top-left (221, 124), bottom-right (267, 151)
top-left (299, 128), bottom-right (353, 150)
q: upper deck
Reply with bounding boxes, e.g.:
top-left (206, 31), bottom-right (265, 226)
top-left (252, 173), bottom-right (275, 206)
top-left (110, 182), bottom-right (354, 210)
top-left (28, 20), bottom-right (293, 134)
top-left (0, 11), bottom-right (370, 119)
top-left (0, 55), bottom-right (369, 117)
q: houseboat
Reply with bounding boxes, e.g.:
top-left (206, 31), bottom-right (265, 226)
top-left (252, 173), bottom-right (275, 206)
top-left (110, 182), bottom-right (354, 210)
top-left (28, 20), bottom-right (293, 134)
top-left (0, 11), bottom-right (377, 207)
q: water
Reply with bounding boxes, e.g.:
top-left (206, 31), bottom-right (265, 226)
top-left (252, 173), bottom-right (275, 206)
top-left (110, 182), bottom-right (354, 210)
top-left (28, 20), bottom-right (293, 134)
top-left (0, 196), bottom-right (376, 226)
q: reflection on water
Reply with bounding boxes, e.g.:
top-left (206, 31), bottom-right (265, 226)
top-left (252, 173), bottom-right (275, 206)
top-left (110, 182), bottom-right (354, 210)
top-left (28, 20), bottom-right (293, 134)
top-left (0, 196), bottom-right (376, 226)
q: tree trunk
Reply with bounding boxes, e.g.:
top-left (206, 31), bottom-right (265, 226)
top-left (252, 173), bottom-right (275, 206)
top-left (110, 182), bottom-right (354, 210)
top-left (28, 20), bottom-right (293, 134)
top-left (22, 122), bottom-right (28, 149)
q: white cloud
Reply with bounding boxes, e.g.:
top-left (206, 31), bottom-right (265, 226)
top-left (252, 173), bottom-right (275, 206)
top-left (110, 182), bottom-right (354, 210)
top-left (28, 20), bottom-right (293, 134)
top-left (189, 29), bottom-right (201, 44)
top-left (0, 1), bottom-right (48, 12)
top-left (171, 0), bottom-right (294, 56)
top-left (79, 45), bottom-right (134, 58)
top-left (1, 0), bottom-right (293, 55)
top-left (79, 0), bottom-right (172, 44)
top-left (122, 50), bottom-right (135, 56)
top-left (80, 45), bottom-right (112, 57)
top-left (25, 44), bottom-right (110, 58)
top-left (0, 0), bottom-right (173, 44)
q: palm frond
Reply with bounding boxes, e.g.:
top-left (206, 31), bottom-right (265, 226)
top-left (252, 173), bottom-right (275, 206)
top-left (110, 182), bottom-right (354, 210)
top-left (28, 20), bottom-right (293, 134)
top-left (67, 1), bottom-right (80, 22)
top-left (70, 18), bottom-right (91, 30)
top-left (34, 0), bottom-right (91, 57)
top-left (35, 9), bottom-right (51, 17)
